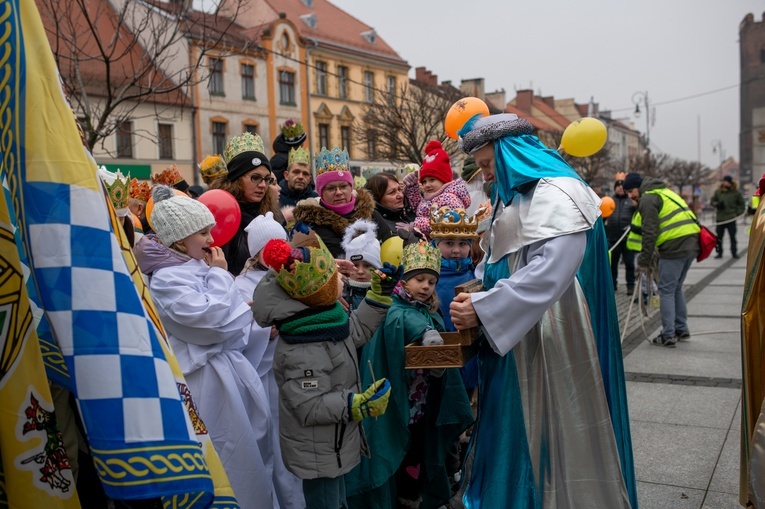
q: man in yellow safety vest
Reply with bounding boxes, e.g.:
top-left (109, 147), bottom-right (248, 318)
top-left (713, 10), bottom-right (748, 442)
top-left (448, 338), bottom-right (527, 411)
top-left (623, 173), bottom-right (700, 348)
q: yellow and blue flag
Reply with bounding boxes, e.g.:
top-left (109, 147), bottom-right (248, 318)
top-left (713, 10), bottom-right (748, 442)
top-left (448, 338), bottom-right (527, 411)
top-left (0, 0), bottom-right (238, 506)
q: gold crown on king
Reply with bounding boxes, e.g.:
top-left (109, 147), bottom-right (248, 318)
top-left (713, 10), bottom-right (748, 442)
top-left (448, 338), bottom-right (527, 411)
top-left (223, 132), bottom-right (266, 165)
top-left (401, 241), bottom-right (441, 276)
top-left (276, 231), bottom-right (338, 305)
top-left (429, 205), bottom-right (480, 239)
top-left (151, 166), bottom-right (184, 187)
top-left (199, 154), bottom-right (228, 184)
top-left (315, 146), bottom-right (350, 175)
top-left (129, 178), bottom-right (151, 203)
top-left (97, 166), bottom-right (130, 210)
top-left (281, 119), bottom-right (305, 141)
top-left (288, 147), bottom-right (311, 167)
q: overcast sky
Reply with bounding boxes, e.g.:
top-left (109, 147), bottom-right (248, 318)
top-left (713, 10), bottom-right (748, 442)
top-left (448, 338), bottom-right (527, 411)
top-left (331, 0), bottom-right (762, 172)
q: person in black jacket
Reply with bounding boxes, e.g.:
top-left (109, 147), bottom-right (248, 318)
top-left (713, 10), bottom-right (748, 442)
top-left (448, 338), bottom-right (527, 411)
top-left (606, 177), bottom-right (637, 294)
top-left (270, 119), bottom-right (306, 183)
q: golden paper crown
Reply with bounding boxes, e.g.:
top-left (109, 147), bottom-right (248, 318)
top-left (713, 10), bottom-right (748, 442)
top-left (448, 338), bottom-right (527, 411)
top-left (288, 147), bottom-right (311, 167)
top-left (429, 205), bottom-right (480, 239)
top-left (97, 166), bottom-right (130, 211)
top-left (151, 165), bottom-right (184, 187)
top-left (223, 132), bottom-right (266, 165)
top-left (401, 241), bottom-right (441, 276)
top-left (199, 154), bottom-right (228, 184)
top-left (129, 178), bottom-right (151, 203)
top-left (275, 231), bottom-right (338, 306)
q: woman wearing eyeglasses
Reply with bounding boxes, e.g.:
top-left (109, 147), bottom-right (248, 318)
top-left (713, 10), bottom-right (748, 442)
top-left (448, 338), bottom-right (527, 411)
top-left (211, 132), bottom-right (285, 275)
top-left (292, 147), bottom-right (392, 258)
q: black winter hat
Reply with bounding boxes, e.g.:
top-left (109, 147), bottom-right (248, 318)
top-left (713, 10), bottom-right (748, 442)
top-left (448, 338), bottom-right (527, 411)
top-left (622, 172), bottom-right (643, 191)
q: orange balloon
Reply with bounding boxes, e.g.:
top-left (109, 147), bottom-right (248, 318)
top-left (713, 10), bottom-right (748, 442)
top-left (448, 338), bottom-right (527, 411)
top-left (600, 196), bottom-right (616, 219)
top-left (145, 188), bottom-right (187, 229)
top-left (445, 97), bottom-right (490, 139)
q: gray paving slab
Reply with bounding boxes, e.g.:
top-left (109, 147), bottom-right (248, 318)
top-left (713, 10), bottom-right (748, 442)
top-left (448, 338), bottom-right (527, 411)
top-left (708, 269), bottom-right (747, 287)
top-left (627, 383), bottom-right (740, 430)
top-left (685, 267), bottom-right (718, 286)
top-left (624, 340), bottom-right (742, 379)
top-left (632, 421), bottom-right (727, 489)
top-left (637, 482), bottom-right (705, 509)
top-left (690, 285), bottom-right (747, 299)
top-left (701, 490), bottom-right (741, 508)
top-left (687, 295), bottom-right (744, 319)
top-left (709, 417), bottom-right (742, 495)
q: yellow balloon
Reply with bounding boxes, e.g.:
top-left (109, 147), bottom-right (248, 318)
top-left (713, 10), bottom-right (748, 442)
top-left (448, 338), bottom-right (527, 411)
top-left (380, 236), bottom-right (404, 266)
top-left (560, 117), bottom-right (607, 157)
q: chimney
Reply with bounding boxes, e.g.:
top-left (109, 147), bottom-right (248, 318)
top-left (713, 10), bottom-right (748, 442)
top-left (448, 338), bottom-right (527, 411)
top-left (541, 96), bottom-right (555, 108)
top-left (415, 67), bottom-right (438, 87)
top-left (515, 89), bottom-right (533, 113)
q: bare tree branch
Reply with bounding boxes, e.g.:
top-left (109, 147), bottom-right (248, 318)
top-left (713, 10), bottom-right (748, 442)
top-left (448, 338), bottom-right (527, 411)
top-left (37, 0), bottom-right (254, 150)
top-left (354, 80), bottom-right (462, 166)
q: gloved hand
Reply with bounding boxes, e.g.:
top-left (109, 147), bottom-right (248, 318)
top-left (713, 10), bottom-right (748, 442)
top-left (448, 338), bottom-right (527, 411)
top-left (365, 262), bottom-right (404, 307)
top-left (348, 379), bottom-right (391, 422)
top-left (402, 170), bottom-right (420, 188)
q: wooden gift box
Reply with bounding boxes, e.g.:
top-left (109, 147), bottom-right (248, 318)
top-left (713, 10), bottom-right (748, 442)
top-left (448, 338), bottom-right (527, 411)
top-left (404, 279), bottom-right (483, 370)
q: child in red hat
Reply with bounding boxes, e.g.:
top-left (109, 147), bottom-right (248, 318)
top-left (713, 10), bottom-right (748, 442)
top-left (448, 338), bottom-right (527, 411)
top-left (403, 140), bottom-right (471, 238)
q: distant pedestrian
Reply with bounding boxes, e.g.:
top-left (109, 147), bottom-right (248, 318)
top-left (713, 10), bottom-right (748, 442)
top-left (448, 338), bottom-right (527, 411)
top-left (623, 173), bottom-right (700, 348)
top-left (711, 175), bottom-right (745, 258)
top-left (606, 175), bottom-right (637, 294)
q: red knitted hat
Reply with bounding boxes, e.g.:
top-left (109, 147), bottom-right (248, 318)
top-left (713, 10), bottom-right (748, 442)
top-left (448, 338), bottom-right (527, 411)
top-left (419, 140), bottom-right (452, 184)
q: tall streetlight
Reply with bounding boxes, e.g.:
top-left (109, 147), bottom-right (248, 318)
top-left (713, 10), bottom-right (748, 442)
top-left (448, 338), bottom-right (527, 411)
top-left (711, 139), bottom-right (725, 170)
top-left (632, 91), bottom-right (653, 158)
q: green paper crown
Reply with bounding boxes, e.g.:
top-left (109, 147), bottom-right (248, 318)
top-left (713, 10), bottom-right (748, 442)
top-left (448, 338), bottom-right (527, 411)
top-left (276, 231), bottom-right (337, 300)
top-left (97, 166), bottom-right (130, 210)
top-left (401, 241), bottom-right (441, 276)
top-left (223, 132), bottom-right (266, 165)
top-left (281, 119), bottom-right (305, 141)
top-left (288, 147), bottom-right (311, 167)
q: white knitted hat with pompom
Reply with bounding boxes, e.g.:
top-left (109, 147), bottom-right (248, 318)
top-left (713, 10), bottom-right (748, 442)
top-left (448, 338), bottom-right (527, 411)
top-left (150, 185), bottom-right (215, 246)
top-left (244, 211), bottom-right (287, 257)
top-left (341, 219), bottom-right (381, 268)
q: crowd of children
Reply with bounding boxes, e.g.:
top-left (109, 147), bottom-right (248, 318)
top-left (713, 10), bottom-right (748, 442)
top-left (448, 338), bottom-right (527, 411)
top-left (109, 134), bottom-right (487, 509)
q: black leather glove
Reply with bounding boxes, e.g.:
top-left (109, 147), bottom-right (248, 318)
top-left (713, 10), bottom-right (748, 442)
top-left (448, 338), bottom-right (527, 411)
top-left (376, 262), bottom-right (404, 296)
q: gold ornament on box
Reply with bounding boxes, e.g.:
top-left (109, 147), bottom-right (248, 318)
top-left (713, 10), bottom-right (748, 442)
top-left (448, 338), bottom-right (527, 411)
top-left (401, 240), bottom-right (441, 276)
top-left (223, 132), bottom-right (266, 165)
top-left (199, 154), bottom-right (228, 184)
top-left (429, 205), bottom-right (480, 239)
top-left (151, 165), bottom-right (184, 187)
top-left (288, 147), bottom-right (311, 167)
top-left (129, 178), bottom-right (151, 203)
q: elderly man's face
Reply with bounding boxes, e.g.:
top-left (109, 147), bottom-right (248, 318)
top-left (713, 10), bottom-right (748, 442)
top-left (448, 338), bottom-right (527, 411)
top-left (473, 144), bottom-right (495, 184)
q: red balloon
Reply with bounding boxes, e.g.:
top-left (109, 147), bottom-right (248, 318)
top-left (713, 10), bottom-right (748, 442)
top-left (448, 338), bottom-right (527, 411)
top-left (198, 190), bottom-right (241, 247)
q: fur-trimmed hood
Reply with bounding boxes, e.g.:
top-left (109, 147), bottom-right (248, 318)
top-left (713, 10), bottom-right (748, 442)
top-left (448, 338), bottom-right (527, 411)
top-left (292, 188), bottom-right (376, 238)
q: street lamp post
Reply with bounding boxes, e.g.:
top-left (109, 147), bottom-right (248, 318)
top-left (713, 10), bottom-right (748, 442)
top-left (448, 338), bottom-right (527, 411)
top-left (711, 139), bottom-right (725, 172)
top-left (632, 91), bottom-right (652, 159)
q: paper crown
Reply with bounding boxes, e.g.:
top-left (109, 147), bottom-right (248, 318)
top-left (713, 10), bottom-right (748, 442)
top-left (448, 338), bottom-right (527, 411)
top-left (429, 205), bottom-right (480, 239)
top-left (288, 147), bottom-right (311, 167)
top-left (129, 178), bottom-right (151, 203)
top-left (315, 146), bottom-right (350, 175)
top-left (97, 166), bottom-right (130, 212)
top-left (281, 119), bottom-right (306, 145)
top-left (223, 132), bottom-right (266, 165)
top-left (262, 231), bottom-right (338, 307)
top-left (199, 154), bottom-right (228, 184)
top-left (151, 166), bottom-right (184, 187)
top-left (401, 240), bottom-right (441, 277)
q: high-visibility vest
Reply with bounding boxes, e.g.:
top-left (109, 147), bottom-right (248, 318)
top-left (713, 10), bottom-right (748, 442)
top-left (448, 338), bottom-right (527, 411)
top-left (627, 188), bottom-right (700, 253)
top-left (752, 194), bottom-right (761, 210)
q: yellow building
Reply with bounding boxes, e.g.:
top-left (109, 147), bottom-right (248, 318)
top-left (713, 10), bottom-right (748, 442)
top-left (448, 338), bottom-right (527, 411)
top-left (234, 0), bottom-right (410, 173)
